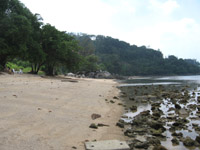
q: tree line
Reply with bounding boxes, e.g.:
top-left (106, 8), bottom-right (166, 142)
top-left (73, 34), bottom-right (200, 76)
top-left (0, 0), bottom-right (200, 76)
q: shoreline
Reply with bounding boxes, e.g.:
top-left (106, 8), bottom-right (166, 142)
top-left (0, 73), bottom-right (126, 150)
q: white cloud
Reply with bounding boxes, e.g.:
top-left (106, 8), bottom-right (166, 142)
top-left (116, 0), bottom-right (136, 14)
top-left (155, 18), bottom-right (198, 37)
top-left (149, 0), bottom-right (180, 15)
top-left (21, 0), bottom-right (116, 34)
top-left (119, 18), bottom-right (200, 56)
top-left (162, 0), bottom-right (180, 15)
top-left (159, 18), bottom-right (200, 59)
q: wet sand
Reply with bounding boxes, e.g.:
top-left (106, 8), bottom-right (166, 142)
top-left (0, 74), bottom-right (126, 150)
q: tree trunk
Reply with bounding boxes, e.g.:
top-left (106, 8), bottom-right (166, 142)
top-left (35, 63), bottom-right (43, 74)
top-left (31, 64), bottom-right (34, 73)
top-left (46, 65), bottom-right (54, 76)
top-left (0, 56), bottom-right (7, 69)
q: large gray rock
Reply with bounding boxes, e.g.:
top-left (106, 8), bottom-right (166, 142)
top-left (66, 72), bottom-right (75, 77)
top-left (95, 71), bottom-right (112, 79)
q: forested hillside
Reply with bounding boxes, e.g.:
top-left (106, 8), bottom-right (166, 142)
top-left (74, 34), bottom-right (200, 76)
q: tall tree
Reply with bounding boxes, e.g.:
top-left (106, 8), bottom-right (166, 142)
top-left (26, 14), bottom-right (45, 74)
top-left (0, 0), bottom-right (32, 68)
top-left (75, 33), bottom-right (95, 56)
top-left (41, 24), bottom-right (80, 75)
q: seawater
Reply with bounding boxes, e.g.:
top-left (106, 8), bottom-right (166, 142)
top-left (120, 75), bottom-right (200, 86)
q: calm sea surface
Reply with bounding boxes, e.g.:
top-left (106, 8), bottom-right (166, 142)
top-left (120, 75), bottom-right (200, 87)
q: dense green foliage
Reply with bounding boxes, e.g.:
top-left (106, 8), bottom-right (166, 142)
top-left (73, 34), bottom-right (105, 72)
top-left (74, 34), bottom-right (200, 76)
top-left (6, 59), bottom-right (31, 73)
top-left (0, 0), bottom-right (32, 67)
top-left (41, 24), bottom-right (80, 75)
top-left (0, 0), bottom-right (80, 75)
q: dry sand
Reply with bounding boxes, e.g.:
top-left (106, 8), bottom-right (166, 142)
top-left (0, 73), bottom-right (126, 150)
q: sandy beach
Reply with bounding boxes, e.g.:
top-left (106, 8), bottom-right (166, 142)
top-left (0, 73), bottom-right (126, 150)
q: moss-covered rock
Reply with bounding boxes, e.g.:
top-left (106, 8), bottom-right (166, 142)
top-left (89, 123), bottom-right (98, 129)
top-left (171, 138), bottom-right (179, 145)
top-left (153, 145), bottom-right (167, 150)
top-left (116, 122), bottom-right (124, 128)
top-left (149, 121), bottom-right (166, 132)
top-left (150, 129), bottom-right (164, 136)
top-left (195, 136), bottom-right (200, 144)
top-left (147, 137), bottom-right (161, 146)
top-left (130, 105), bottom-right (137, 112)
top-left (183, 137), bottom-right (196, 147)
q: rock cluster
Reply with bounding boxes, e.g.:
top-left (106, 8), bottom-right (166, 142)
top-left (66, 70), bottom-right (113, 79)
top-left (118, 84), bottom-right (200, 149)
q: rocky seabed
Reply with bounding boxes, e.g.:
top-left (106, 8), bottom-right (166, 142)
top-left (117, 84), bottom-right (200, 150)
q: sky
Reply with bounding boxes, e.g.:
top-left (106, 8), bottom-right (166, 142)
top-left (20, 0), bottom-right (200, 61)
